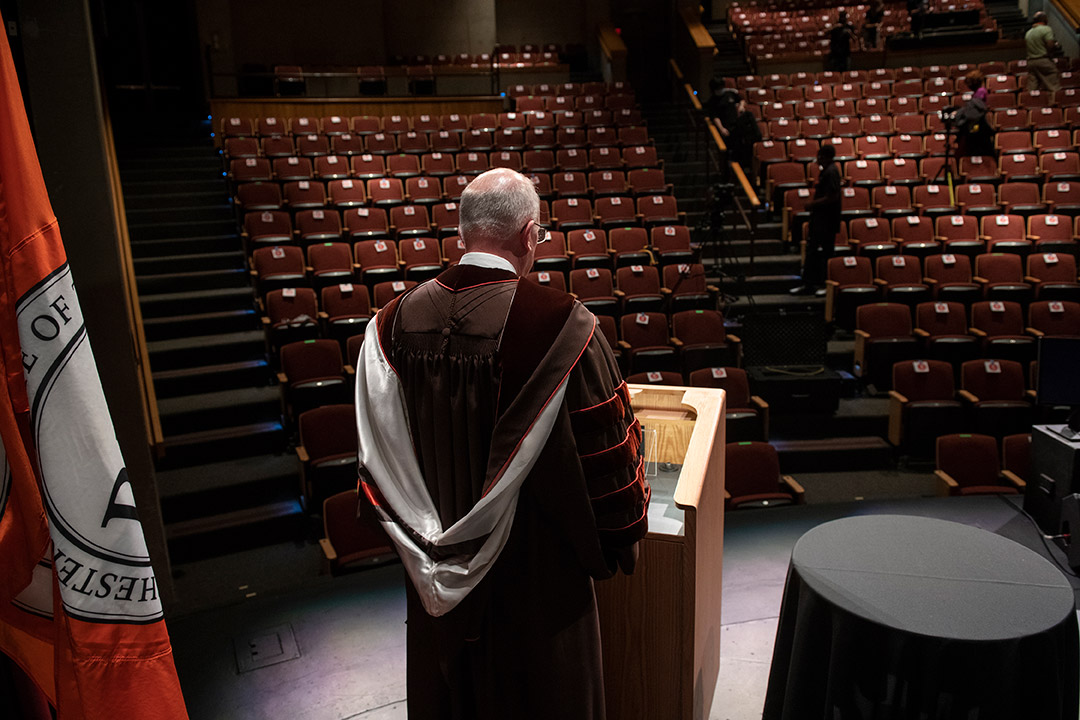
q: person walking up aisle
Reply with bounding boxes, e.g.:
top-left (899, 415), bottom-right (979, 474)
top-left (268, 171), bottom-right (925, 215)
top-left (1025, 11), bottom-right (1061, 92)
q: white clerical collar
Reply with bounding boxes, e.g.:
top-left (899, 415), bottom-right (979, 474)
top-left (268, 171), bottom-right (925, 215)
top-left (459, 251), bottom-right (516, 274)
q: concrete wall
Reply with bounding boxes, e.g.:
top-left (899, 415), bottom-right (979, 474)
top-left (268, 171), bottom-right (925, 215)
top-left (1040, 3), bottom-right (1079, 58)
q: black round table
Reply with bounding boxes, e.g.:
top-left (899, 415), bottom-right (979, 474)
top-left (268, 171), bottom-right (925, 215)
top-left (763, 515), bottom-right (1079, 720)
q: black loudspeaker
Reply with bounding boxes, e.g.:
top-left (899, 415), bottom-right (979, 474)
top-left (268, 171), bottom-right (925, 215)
top-left (740, 307), bottom-right (827, 368)
top-left (747, 366), bottom-right (842, 414)
top-left (1025, 425), bottom-right (1080, 538)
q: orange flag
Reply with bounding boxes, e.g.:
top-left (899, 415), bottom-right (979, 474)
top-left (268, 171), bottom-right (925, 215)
top-left (0, 10), bottom-right (188, 719)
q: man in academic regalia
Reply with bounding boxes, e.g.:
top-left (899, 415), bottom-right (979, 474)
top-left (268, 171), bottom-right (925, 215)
top-left (354, 168), bottom-right (649, 720)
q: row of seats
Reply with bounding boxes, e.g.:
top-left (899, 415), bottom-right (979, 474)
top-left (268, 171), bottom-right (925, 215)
top-left (274, 301), bottom-right (736, 423)
top-left (506, 80), bottom-right (633, 98)
top-left (233, 169), bottom-right (672, 215)
top-left (764, 133), bottom-right (1080, 173)
top-left (890, 355), bottom-right (1047, 453)
top-left (777, 179), bottom-right (1080, 227)
top-left (745, 81), bottom-right (1077, 108)
top-left (228, 146), bottom-right (664, 184)
top-left (752, 99), bottom-right (1080, 128)
top-left (833, 252), bottom-right (1080, 300)
top-left (732, 59), bottom-right (1078, 90)
top-left (829, 252), bottom-right (1080, 324)
top-left (240, 198), bottom-right (684, 249)
top-left (262, 275), bottom-right (728, 380)
top-left (251, 240), bottom-right (713, 311)
top-left (851, 300), bottom-right (1078, 387)
top-left (816, 214), bottom-right (1080, 255)
top-left (219, 109), bottom-right (643, 139)
top-left (223, 126), bottom-right (652, 158)
top-left (246, 220), bottom-right (691, 262)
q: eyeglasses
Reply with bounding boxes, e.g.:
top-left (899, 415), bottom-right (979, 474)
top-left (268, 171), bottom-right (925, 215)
top-left (521, 220), bottom-right (548, 244)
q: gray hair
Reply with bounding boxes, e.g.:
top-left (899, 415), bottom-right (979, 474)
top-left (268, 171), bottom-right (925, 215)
top-left (458, 169), bottom-right (540, 242)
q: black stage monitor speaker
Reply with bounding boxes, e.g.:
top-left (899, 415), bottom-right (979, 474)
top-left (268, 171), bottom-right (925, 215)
top-left (740, 307), bottom-right (827, 369)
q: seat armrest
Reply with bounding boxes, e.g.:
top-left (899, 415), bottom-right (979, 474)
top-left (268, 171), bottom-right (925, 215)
top-left (913, 328), bottom-right (930, 338)
top-left (854, 329), bottom-right (871, 339)
top-left (969, 327), bottom-right (987, 337)
top-left (887, 390), bottom-right (907, 446)
top-left (935, 469), bottom-right (959, 496)
top-left (318, 537), bottom-right (338, 561)
top-left (782, 475), bottom-right (806, 502)
top-left (295, 446), bottom-right (310, 463)
top-left (1027, 326), bottom-right (1044, 337)
top-left (1001, 469), bottom-right (1027, 489)
top-left (277, 372), bottom-right (288, 384)
top-left (958, 389), bottom-right (980, 403)
top-left (670, 337), bottom-right (684, 348)
top-left (617, 340), bottom-right (631, 350)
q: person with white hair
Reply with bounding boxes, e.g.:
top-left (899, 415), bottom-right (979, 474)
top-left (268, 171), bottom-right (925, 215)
top-left (354, 168), bottom-right (649, 719)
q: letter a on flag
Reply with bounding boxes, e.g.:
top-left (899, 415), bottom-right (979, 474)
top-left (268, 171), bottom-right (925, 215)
top-left (0, 10), bottom-right (188, 720)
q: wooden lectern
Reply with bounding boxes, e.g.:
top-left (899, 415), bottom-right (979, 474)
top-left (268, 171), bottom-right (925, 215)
top-left (596, 384), bottom-right (726, 720)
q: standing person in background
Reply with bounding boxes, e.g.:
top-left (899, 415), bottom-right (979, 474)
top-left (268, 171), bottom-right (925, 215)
top-left (714, 92), bottom-right (762, 174)
top-left (864, 0), bottom-right (885, 49)
top-left (354, 168), bottom-right (649, 720)
top-left (828, 10), bottom-right (856, 71)
top-left (789, 145), bottom-right (842, 296)
top-left (954, 70), bottom-right (995, 157)
top-left (1025, 11), bottom-right (1062, 92)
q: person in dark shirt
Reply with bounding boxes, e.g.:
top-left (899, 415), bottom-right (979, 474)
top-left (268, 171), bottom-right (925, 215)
top-left (954, 70), bottom-right (995, 157)
top-left (714, 92), bottom-right (762, 173)
top-left (790, 145), bottom-right (842, 296)
top-left (702, 78), bottom-right (737, 129)
top-left (828, 11), bottom-right (855, 71)
top-left (863, 0), bottom-right (885, 48)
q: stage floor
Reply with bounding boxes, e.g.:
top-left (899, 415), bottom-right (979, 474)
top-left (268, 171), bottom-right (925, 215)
top-left (169, 495), bottom-right (1080, 720)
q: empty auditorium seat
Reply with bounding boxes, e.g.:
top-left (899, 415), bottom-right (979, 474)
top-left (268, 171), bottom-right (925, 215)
top-left (959, 359), bottom-right (1035, 438)
top-left (689, 367), bottom-right (768, 441)
top-left (854, 303), bottom-right (920, 391)
top-left (935, 433), bottom-right (1022, 496)
top-left (889, 359), bottom-right (965, 458)
top-left (724, 442), bottom-right (804, 510)
top-left (297, 405), bottom-right (360, 508)
top-left (278, 339), bottom-right (349, 420)
top-left (319, 489), bottom-right (396, 576)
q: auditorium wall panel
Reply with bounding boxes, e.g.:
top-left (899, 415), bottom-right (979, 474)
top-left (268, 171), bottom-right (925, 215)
top-left (196, 0), bottom-right (612, 77)
top-left (382, 0), bottom-right (496, 58)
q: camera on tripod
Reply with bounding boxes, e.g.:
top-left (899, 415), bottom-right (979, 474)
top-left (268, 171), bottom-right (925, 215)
top-left (939, 105), bottom-right (960, 128)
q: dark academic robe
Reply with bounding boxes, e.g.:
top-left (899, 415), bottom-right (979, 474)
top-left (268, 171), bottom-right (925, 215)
top-left (354, 264), bottom-right (649, 720)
